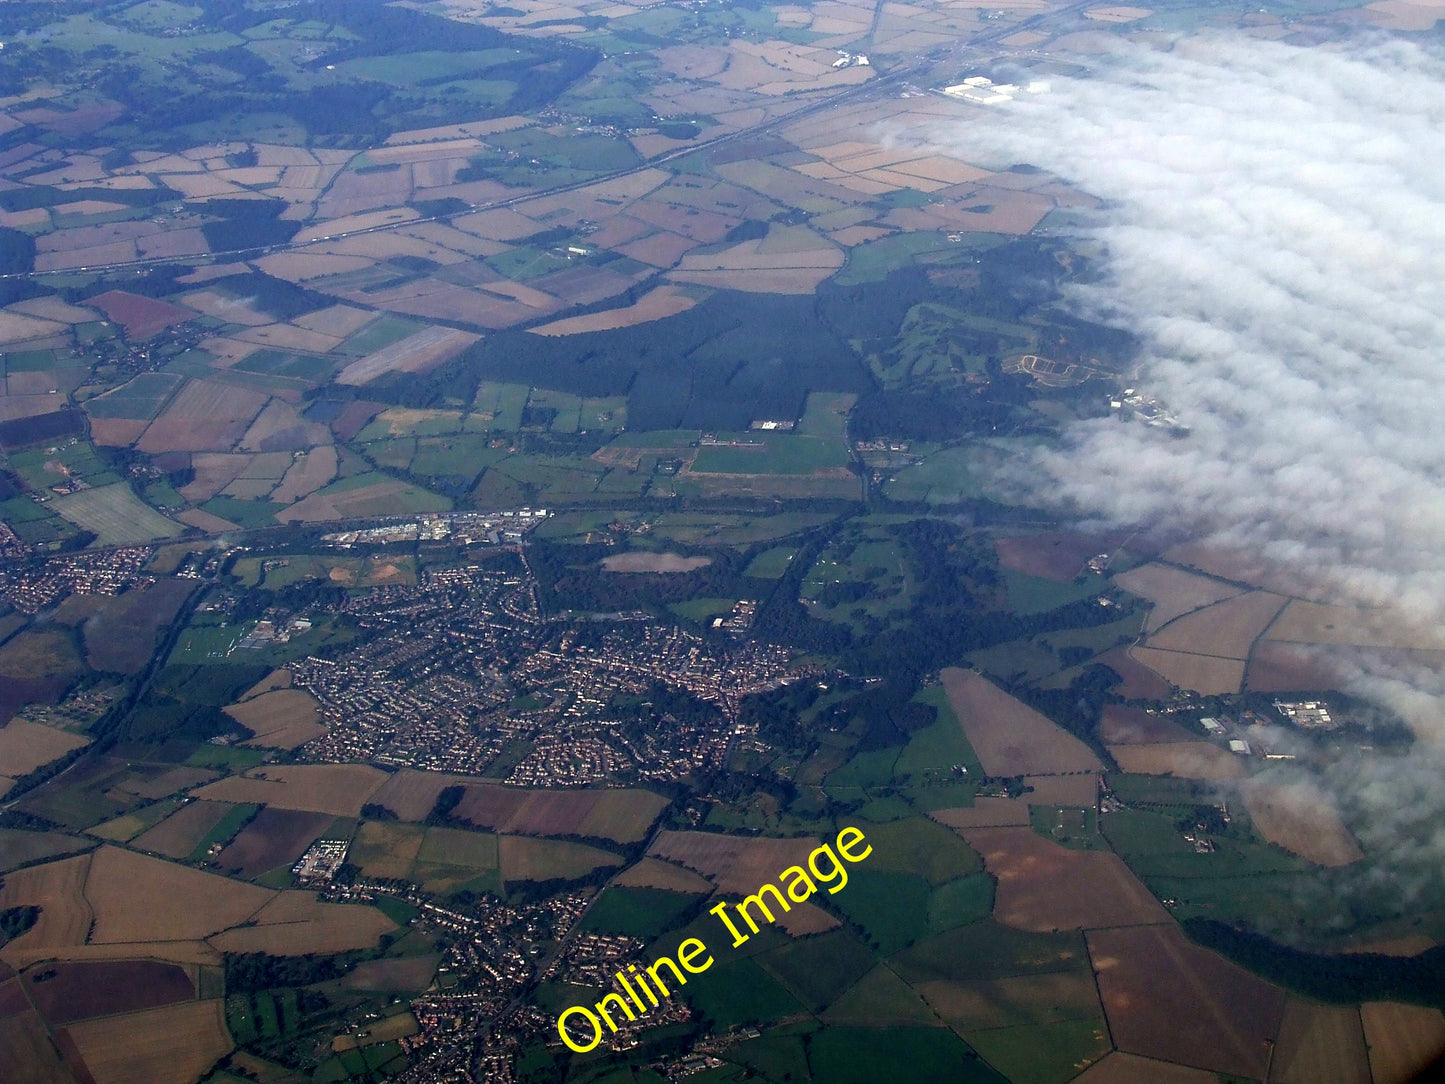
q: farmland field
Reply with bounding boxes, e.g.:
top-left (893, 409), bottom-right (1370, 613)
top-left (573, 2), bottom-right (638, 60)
top-left (208, 891), bottom-right (396, 955)
top-left (50, 483), bottom-right (183, 543)
top-left (225, 688), bottom-right (325, 749)
top-left (85, 846), bottom-right (272, 943)
top-left (1270, 999), bottom-right (1369, 1084)
top-left (1360, 1001), bottom-right (1445, 1084)
top-left (499, 835), bottom-right (620, 882)
top-left (1237, 778), bottom-right (1363, 867)
top-left (1113, 563), bottom-right (1243, 632)
top-left (193, 763), bottom-right (388, 816)
top-left (1107, 742), bottom-right (1247, 780)
top-left (26, 959), bottom-right (195, 1025)
top-left (0, 719), bottom-right (90, 776)
top-left (132, 799), bottom-right (238, 860)
top-left (1086, 923), bottom-right (1284, 1079)
top-left (0, 852), bottom-right (93, 967)
top-left (351, 820), bottom-right (427, 880)
top-left (64, 998), bottom-right (232, 1084)
top-left (964, 827), bottom-right (1168, 932)
top-left (214, 807), bottom-right (333, 878)
top-left (940, 669), bottom-right (1102, 777)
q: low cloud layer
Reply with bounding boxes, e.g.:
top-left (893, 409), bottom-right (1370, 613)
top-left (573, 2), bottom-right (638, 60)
top-left (912, 34), bottom-right (1445, 907)
top-left (925, 34), bottom-right (1445, 632)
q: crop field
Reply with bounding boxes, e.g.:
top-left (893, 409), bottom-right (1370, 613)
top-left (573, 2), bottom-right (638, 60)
top-left (418, 826), bottom-right (501, 870)
top-left (1106, 742), bottom-right (1247, 780)
top-left (0, 719), bottom-right (90, 776)
top-left (1270, 999), bottom-right (1369, 1084)
top-left (965, 1019), bottom-right (1113, 1084)
top-left (215, 807), bottom-right (333, 878)
top-left (351, 821), bottom-right (427, 880)
top-left (368, 770), bottom-right (482, 822)
top-left (1145, 590), bottom-right (1286, 659)
top-left (0, 827), bottom-right (89, 872)
top-left (88, 291), bottom-right (197, 339)
top-left (964, 827), bottom-right (1168, 932)
top-left (1087, 923), bottom-right (1284, 1079)
top-left (499, 835), bottom-right (620, 882)
top-left (914, 969), bottom-right (1102, 1036)
top-left (132, 800), bottom-right (237, 860)
top-left (1097, 706), bottom-right (1196, 745)
top-left (137, 379), bottom-right (270, 454)
top-left (442, 782), bottom-right (669, 842)
top-left (280, 475), bottom-right (450, 522)
top-left (1265, 599), bottom-right (1445, 650)
top-left (26, 959), bottom-right (195, 1026)
top-left (1128, 647), bottom-right (1245, 695)
top-left (208, 891), bottom-right (396, 955)
top-left (819, 964), bottom-right (937, 1027)
top-left (1237, 779), bottom-right (1362, 867)
top-left (1113, 562), bottom-right (1243, 632)
top-left (50, 483), bottom-right (182, 544)
top-left (995, 533), bottom-right (1125, 583)
top-left (108, 766), bottom-right (216, 803)
top-left (336, 325), bottom-right (479, 385)
top-left (530, 285), bottom-right (700, 335)
top-left (225, 688), bottom-right (325, 749)
top-left (85, 846), bottom-right (272, 943)
top-left (582, 886), bottom-right (703, 938)
top-left (611, 856), bottom-right (714, 894)
top-left (194, 763), bottom-right (388, 816)
top-left (940, 668), bottom-right (1102, 777)
top-left (1361, 1001), bottom-right (1445, 1084)
top-left (64, 998), bottom-right (232, 1084)
top-left (0, 1005), bottom-right (74, 1084)
top-left (650, 831), bottom-right (811, 893)
top-left (0, 853), bottom-right (93, 967)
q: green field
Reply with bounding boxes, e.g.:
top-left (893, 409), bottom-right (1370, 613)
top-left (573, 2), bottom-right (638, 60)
top-left (807, 1026), bottom-right (1004, 1084)
top-left (965, 1019), bottom-right (1111, 1084)
top-left (582, 886), bottom-right (701, 938)
top-left (760, 929), bottom-right (876, 1013)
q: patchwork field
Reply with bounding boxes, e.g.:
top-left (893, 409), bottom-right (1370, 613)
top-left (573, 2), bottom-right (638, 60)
top-left (214, 807), bottom-right (333, 878)
top-left (1270, 998), bottom-right (1370, 1084)
top-left (1237, 778), bottom-right (1363, 867)
top-left (1128, 647), bottom-right (1244, 695)
top-left (0, 719), bottom-right (90, 776)
top-left (1087, 923), bottom-right (1284, 1079)
top-left (132, 799), bottom-right (238, 860)
top-left (63, 998), bottom-right (232, 1084)
top-left (0, 852), bottom-right (94, 967)
top-left (939, 668), bottom-right (1103, 777)
top-left (225, 688), bottom-right (325, 749)
top-left (1360, 1001), bottom-right (1445, 1084)
top-left (85, 846), bottom-right (272, 943)
top-left (1113, 563), bottom-right (1242, 632)
top-left (1106, 742), bottom-right (1247, 780)
top-left (50, 483), bottom-right (183, 544)
top-left (1145, 590), bottom-right (1286, 659)
top-left (193, 763), bottom-right (388, 816)
top-left (964, 827), bottom-right (1168, 932)
top-left (208, 891), bottom-right (396, 955)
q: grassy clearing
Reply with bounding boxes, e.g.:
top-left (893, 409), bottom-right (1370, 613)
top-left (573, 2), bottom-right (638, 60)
top-left (807, 1026), bottom-right (1001, 1083)
top-left (50, 483), bottom-right (182, 544)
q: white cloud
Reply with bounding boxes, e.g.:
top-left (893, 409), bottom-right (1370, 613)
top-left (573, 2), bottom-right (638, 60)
top-left (912, 34), bottom-right (1445, 901)
top-left (922, 34), bottom-right (1445, 633)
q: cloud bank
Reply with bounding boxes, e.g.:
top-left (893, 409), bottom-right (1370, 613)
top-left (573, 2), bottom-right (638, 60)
top-left (914, 34), bottom-right (1445, 909)
top-left (926, 34), bottom-right (1445, 635)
